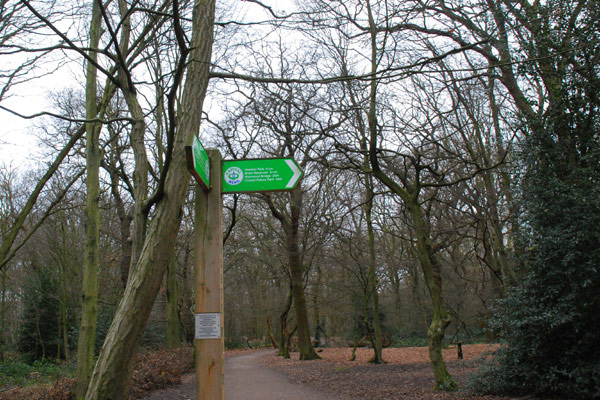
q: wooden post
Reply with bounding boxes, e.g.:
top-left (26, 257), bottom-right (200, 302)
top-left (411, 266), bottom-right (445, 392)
top-left (194, 149), bottom-right (224, 400)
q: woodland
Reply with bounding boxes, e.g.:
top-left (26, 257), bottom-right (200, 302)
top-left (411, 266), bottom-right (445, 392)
top-left (0, 0), bottom-right (599, 399)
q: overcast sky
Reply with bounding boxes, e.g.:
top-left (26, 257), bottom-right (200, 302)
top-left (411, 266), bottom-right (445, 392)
top-left (0, 0), bottom-right (293, 171)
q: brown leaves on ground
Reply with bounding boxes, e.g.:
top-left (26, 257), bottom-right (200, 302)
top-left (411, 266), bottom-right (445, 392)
top-left (0, 380), bottom-right (75, 400)
top-left (262, 344), bottom-right (523, 400)
top-left (0, 376), bottom-right (77, 400)
top-left (128, 346), bottom-right (195, 398)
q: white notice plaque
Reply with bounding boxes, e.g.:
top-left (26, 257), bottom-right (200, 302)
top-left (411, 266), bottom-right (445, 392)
top-left (195, 313), bottom-right (221, 339)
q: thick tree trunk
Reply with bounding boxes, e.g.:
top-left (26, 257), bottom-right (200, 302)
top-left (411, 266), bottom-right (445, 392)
top-left (350, 303), bottom-right (360, 361)
top-left (84, 0), bottom-right (215, 397)
top-left (118, 209), bottom-right (133, 288)
top-left (85, 199), bottom-right (186, 399)
top-left (408, 201), bottom-right (457, 391)
top-left (76, 1), bottom-right (102, 396)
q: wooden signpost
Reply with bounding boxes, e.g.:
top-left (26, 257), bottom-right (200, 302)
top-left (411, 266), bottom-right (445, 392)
top-left (193, 149), bottom-right (224, 400)
top-left (185, 139), bottom-right (303, 400)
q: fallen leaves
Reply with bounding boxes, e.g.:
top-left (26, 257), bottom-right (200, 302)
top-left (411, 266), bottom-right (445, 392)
top-left (261, 344), bottom-right (525, 400)
top-left (128, 346), bottom-right (195, 398)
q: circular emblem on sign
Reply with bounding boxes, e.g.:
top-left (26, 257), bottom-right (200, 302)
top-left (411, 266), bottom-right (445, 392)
top-left (224, 167), bottom-right (243, 185)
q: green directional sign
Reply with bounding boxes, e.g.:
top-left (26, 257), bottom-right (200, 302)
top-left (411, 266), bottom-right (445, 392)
top-left (222, 158), bottom-right (303, 193)
top-left (185, 136), bottom-right (210, 190)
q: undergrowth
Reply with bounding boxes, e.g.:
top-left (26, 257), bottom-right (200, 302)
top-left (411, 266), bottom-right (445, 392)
top-left (0, 346), bottom-right (194, 400)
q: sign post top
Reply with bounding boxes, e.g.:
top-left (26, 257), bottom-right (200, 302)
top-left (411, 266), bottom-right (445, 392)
top-left (185, 136), bottom-right (210, 190)
top-left (222, 158), bottom-right (303, 194)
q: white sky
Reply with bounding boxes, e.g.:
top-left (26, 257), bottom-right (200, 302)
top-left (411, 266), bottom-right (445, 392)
top-left (0, 50), bottom-right (84, 169)
top-left (1, 94), bottom-right (50, 169)
top-left (0, 0), bottom-right (295, 171)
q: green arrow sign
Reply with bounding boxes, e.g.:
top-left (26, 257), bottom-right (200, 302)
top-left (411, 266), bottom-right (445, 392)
top-left (185, 136), bottom-right (210, 190)
top-left (222, 158), bottom-right (303, 193)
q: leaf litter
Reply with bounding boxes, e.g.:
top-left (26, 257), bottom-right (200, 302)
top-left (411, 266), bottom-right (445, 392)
top-left (260, 344), bottom-right (537, 400)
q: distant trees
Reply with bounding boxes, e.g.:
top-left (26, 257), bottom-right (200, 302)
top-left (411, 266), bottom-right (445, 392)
top-left (17, 263), bottom-right (65, 362)
top-left (2, 171), bottom-right (84, 364)
top-left (292, 0), bottom-right (514, 388)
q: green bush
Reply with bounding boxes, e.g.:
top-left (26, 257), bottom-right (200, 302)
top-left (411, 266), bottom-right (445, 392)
top-left (0, 358), bottom-right (74, 389)
top-left (0, 360), bottom-right (33, 387)
top-left (471, 63), bottom-right (600, 399)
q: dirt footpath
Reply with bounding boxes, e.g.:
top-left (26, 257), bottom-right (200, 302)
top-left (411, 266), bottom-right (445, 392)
top-left (142, 350), bottom-right (342, 400)
top-left (226, 350), bottom-right (342, 400)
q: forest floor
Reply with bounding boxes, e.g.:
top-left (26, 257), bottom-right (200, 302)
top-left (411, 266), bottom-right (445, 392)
top-left (141, 344), bottom-right (521, 400)
top-left (261, 344), bottom-right (527, 400)
top-left (1, 344), bottom-right (546, 400)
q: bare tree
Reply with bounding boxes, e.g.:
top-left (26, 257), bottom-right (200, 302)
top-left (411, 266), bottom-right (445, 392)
top-left (295, 0), bottom-right (516, 389)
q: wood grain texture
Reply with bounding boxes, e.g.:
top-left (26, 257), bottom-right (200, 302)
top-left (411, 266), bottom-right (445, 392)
top-left (195, 149), bottom-right (224, 400)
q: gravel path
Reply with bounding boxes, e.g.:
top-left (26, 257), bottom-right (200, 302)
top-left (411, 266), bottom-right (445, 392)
top-left (142, 350), bottom-right (342, 400)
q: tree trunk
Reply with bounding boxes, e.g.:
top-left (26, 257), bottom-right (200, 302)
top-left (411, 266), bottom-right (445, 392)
top-left (267, 315), bottom-right (279, 348)
top-left (288, 186), bottom-right (319, 360)
top-left (115, 0), bottom-right (148, 272)
top-left (59, 219), bottom-right (70, 361)
top-left (266, 184), bottom-right (318, 360)
top-left (166, 253), bottom-right (181, 348)
top-left (312, 262), bottom-right (322, 347)
top-left (106, 143), bottom-right (133, 290)
top-left (76, 1), bottom-right (102, 395)
top-left (350, 303), bottom-right (359, 362)
top-left (366, 9), bottom-right (455, 380)
top-left (407, 200), bottom-right (457, 391)
top-left (181, 244), bottom-right (193, 343)
top-left (1, 271), bottom-right (6, 360)
top-left (84, 0), bottom-right (215, 397)
top-left (289, 264), bottom-right (318, 359)
top-left (365, 176), bottom-right (383, 364)
top-left (390, 270), bottom-right (403, 333)
top-left (278, 286), bottom-right (293, 358)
